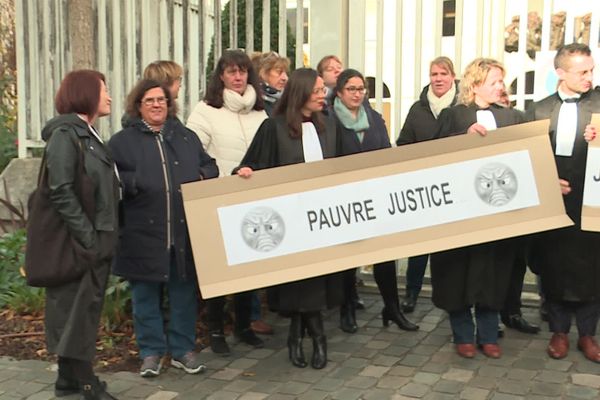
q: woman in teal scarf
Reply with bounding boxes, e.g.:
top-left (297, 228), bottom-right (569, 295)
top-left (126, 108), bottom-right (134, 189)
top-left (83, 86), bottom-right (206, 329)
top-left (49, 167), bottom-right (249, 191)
top-left (331, 69), bottom-right (419, 334)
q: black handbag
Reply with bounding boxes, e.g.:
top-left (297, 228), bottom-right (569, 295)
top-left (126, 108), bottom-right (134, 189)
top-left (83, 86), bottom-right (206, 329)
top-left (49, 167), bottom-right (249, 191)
top-left (24, 136), bottom-right (97, 287)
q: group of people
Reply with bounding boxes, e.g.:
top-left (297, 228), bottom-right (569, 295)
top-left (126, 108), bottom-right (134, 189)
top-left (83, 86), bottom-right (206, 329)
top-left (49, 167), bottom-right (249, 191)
top-left (39, 42), bottom-right (599, 400)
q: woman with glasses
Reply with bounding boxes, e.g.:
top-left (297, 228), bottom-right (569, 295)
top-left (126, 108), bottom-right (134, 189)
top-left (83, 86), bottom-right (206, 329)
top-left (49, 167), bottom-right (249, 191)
top-left (109, 79), bottom-right (218, 377)
top-left (187, 49), bottom-right (268, 355)
top-left (252, 51), bottom-right (290, 116)
top-left (331, 69), bottom-right (419, 334)
top-left (235, 68), bottom-right (344, 370)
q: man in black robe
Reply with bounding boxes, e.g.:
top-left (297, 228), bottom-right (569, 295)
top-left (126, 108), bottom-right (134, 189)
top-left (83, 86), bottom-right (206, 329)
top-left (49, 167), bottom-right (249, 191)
top-left (526, 43), bottom-right (600, 363)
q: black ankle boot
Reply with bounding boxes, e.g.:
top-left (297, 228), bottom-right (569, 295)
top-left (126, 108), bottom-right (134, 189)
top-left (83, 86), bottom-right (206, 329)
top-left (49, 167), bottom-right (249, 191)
top-left (382, 306), bottom-right (419, 331)
top-left (81, 377), bottom-right (117, 400)
top-left (288, 313), bottom-right (307, 368)
top-left (339, 302), bottom-right (358, 334)
top-left (304, 312), bottom-right (327, 369)
top-left (55, 357), bottom-right (79, 397)
top-left (400, 291), bottom-right (418, 313)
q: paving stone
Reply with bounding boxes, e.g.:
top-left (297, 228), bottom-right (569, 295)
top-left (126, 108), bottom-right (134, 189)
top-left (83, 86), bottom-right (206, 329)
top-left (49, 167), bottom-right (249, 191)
top-left (122, 384), bottom-right (161, 398)
top-left (489, 394), bottom-right (525, 400)
top-left (459, 387), bottom-right (490, 400)
top-left (423, 393), bottom-right (456, 400)
top-left (572, 373), bottom-right (600, 388)
top-left (432, 379), bottom-right (464, 394)
top-left (420, 362), bottom-right (449, 374)
top-left (330, 387), bottom-right (364, 400)
top-left (400, 354), bottom-right (429, 367)
top-left (411, 345), bottom-right (441, 356)
top-left (345, 375), bottom-right (377, 389)
top-left (544, 359), bottom-right (573, 372)
top-left (327, 366), bottom-right (361, 380)
top-left (564, 384), bottom-right (599, 399)
top-left (496, 379), bottom-right (530, 396)
top-left (206, 390), bottom-right (240, 400)
top-left (535, 370), bottom-right (569, 384)
top-left (388, 365), bottom-right (417, 377)
top-left (468, 376), bottom-right (497, 390)
top-left (441, 368), bottom-right (473, 382)
top-left (276, 381), bottom-right (310, 395)
top-left (24, 391), bottom-right (54, 400)
top-left (237, 393), bottom-right (268, 400)
top-left (342, 357), bottom-right (369, 369)
top-left (362, 388), bottom-right (397, 399)
top-left (146, 391), bottom-right (180, 400)
top-left (412, 372), bottom-right (441, 386)
top-left (504, 368), bottom-right (537, 382)
top-left (345, 334), bottom-right (372, 344)
top-left (228, 358), bottom-right (259, 370)
top-left (398, 382), bottom-right (430, 398)
top-left (359, 365), bottom-right (390, 378)
top-left (365, 340), bottom-right (390, 350)
top-left (376, 376), bottom-right (410, 389)
top-left (418, 323), bottom-right (437, 333)
top-left (512, 357), bottom-right (547, 370)
top-left (223, 380), bottom-right (258, 393)
top-left (296, 389), bottom-right (330, 400)
top-left (478, 365), bottom-right (508, 378)
top-left (529, 381), bottom-right (563, 396)
top-left (265, 395), bottom-right (296, 400)
top-left (383, 345), bottom-right (411, 357)
top-left (211, 368), bottom-right (244, 381)
top-left (312, 377), bottom-right (344, 392)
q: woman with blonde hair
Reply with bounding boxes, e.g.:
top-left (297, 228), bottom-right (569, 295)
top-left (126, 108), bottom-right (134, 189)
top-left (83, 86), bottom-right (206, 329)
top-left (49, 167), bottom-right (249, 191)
top-left (430, 58), bottom-right (524, 359)
top-left (143, 60), bottom-right (184, 100)
top-left (252, 51), bottom-right (290, 116)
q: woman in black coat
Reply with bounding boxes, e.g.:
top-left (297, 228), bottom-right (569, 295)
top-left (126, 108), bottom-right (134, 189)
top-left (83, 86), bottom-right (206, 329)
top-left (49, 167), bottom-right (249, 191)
top-left (109, 79), bottom-right (218, 377)
top-left (430, 58), bottom-right (524, 360)
top-left (330, 69), bottom-right (418, 334)
top-left (42, 70), bottom-right (119, 400)
top-left (235, 68), bottom-right (343, 370)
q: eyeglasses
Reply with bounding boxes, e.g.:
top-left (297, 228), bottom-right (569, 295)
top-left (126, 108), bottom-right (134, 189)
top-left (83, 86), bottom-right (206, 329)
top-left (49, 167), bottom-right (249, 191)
top-left (141, 96), bottom-right (167, 106)
top-left (312, 87), bottom-right (327, 95)
top-left (344, 86), bottom-right (367, 95)
top-left (176, 76), bottom-right (183, 83)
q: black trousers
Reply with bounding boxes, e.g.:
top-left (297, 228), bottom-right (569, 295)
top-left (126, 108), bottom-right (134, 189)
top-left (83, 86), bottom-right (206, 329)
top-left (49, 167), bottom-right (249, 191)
top-left (502, 249), bottom-right (527, 317)
top-left (547, 300), bottom-right (600, 336)
top-left (206, 291), bottom-right (253, 333)
top-left (373, 260), bottom-right (398, 309)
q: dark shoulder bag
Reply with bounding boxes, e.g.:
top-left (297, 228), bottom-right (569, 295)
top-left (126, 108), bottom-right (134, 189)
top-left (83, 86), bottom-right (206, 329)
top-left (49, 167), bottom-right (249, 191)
top-left (24, 137), bottom-right (97, 287)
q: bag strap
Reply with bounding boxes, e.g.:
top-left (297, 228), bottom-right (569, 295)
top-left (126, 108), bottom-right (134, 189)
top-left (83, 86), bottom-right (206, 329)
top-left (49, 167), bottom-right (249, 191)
top-left (37, 130), bottom-right (86, 189)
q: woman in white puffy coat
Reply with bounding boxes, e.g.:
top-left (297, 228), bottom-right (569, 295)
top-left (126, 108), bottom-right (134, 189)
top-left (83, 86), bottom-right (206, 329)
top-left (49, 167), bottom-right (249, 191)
top-left (187, 50), bottom-right (268, 177)
top-left (186, 49), bottom-right (267, 355)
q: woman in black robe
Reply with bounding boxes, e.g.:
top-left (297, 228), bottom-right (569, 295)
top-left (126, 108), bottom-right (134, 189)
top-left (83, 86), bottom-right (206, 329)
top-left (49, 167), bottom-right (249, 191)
top-left (235, 68), bottom-right (344, 370)
top-left (430, 58), bottom-right (524, 359)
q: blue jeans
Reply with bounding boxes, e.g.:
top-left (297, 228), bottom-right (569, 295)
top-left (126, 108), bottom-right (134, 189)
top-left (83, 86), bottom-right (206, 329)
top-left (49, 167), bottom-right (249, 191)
top-left (130, 263), bottom-right (197, 359)
top-left (405, 254), bottom-right (429, 294)
top-left (251, 291), bottom-right (261, 321)
top-left (449, 306), bottom-right (498, 345)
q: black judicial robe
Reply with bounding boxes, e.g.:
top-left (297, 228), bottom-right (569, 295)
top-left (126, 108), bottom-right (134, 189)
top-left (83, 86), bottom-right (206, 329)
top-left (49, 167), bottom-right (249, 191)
top-left (526, 88), bottom-right (600, 302)
top-left (430, 103), bottom-right (525, 312)
top-left (237, 114), bottom-right (345, 312)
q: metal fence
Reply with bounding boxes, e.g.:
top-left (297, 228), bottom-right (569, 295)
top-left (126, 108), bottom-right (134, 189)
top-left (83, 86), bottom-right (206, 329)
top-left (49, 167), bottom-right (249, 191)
top-left (15, 0), bottom-right (600, 157)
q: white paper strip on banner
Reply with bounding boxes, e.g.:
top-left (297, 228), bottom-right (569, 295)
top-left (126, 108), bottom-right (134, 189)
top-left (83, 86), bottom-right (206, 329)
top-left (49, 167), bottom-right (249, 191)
top-left (583, 147), bottom-right (600, 207)
top-left (218, 150), bottom-right (539, 266)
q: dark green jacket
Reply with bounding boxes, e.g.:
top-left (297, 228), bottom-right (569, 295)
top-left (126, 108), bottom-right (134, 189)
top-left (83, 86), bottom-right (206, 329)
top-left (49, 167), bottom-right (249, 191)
top-left (41, 113), bottom-right (119, 250)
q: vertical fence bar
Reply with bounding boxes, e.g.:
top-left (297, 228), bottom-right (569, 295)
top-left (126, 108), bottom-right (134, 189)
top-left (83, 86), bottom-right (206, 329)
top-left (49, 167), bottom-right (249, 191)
top-left (414, 0), bottom-right (422, 96)
top-left (295, 0), bottom-right (304, 67)
top-left (214, 0), bottom-right (222, 65)
top-left (230, 0), bottom-right (237, 49)
top-left (393, 0), bottom-right (403, 143)
top-left (278, 0), bottom-right (286, 56)
top-left (246, 0), bottom-right (254, 53)
top-left (262, 0), bottom-right (270, 52)
top-left (374, 0), bottom-right (383, 112)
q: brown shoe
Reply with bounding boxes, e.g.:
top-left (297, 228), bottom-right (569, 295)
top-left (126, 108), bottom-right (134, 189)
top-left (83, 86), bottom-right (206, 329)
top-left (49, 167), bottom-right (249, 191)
top-left (577, 336), bottom-right (600, 363)
top-left (547, 333), bottom-right (569, 359)
top-left (250, 320), bottom-right (274, 335)
top-left (456, 343), bottom-right (476, 358)
top-left (480, 343), bottom-right (502, 358)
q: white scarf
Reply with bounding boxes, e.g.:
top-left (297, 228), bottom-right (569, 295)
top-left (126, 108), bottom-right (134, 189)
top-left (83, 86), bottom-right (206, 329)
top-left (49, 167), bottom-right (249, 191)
top-left (427, 84), bottom-right (456, 118)
top-left (301, 122), bottom-right (323, 162)
top-left (555, 90), bottom-right (580, 157)
top-left (476, 109), bottom-right (497, 131)
top-left (223, 85), bottom-right (257, 114)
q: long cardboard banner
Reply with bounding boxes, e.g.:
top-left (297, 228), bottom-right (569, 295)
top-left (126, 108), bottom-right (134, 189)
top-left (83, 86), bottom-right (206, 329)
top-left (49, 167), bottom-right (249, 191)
top-left (183, 119), bottom-right (572, 298)
top-left (582, 114), bottom-right (600, 231)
